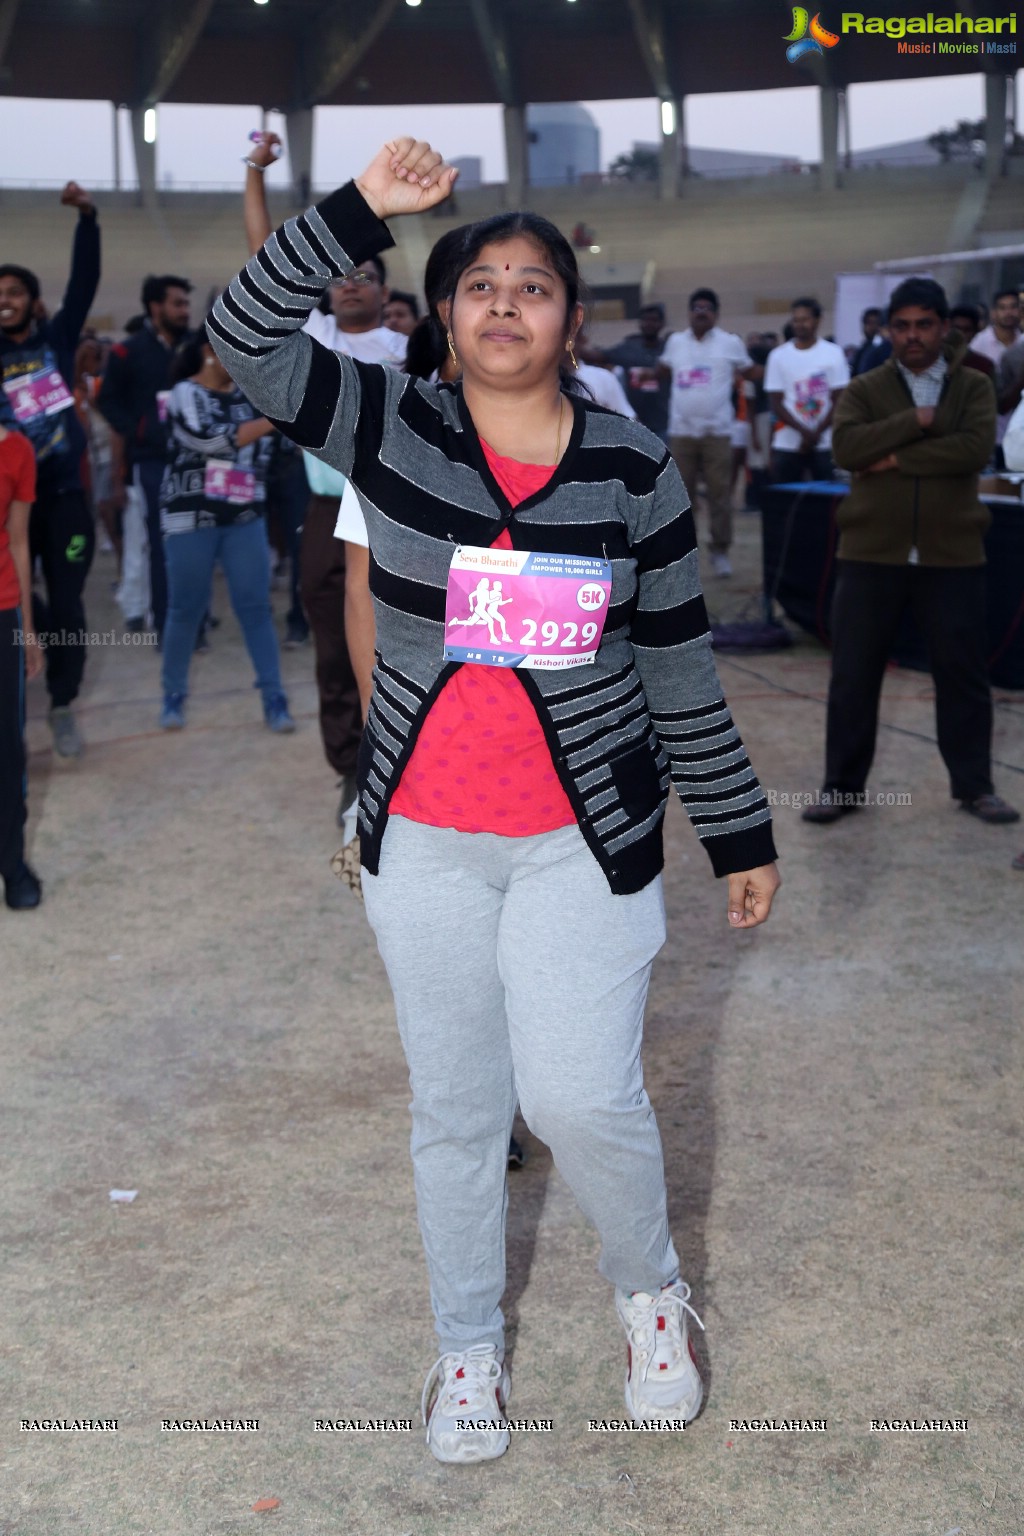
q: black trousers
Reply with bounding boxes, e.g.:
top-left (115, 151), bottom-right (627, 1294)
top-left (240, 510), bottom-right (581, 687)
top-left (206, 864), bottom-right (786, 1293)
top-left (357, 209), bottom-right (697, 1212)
top-left (0, 606), bottom-right (27, 877)
top-left (29, 485), bottom-right (96, 709)
top-left (824, 560), bottom-right (994, 802)
top-left (771, 447), bottom-right (835, 484)
top-left (299, 494), bottom-right (361, 777)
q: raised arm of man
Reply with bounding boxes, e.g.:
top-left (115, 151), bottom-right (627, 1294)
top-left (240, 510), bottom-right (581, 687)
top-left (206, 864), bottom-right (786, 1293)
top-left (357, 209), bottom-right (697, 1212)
top-left (49, 182), bottom-right (100, 360)
top-left (243, 132), bottom-right (281, 257)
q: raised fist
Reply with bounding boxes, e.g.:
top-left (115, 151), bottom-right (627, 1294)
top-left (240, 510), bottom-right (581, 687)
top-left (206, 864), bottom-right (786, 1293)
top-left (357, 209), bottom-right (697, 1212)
top-left (246, 132), bottom-right (282, 172)
top-left (355, 138), bottom-right (458, 221)
top-left (61, 181), bottom-right (94, 214)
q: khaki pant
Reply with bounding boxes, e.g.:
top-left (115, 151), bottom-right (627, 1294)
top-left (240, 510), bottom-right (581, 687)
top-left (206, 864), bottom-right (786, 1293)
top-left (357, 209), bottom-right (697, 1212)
top-left (669, 433), bottom-right (734, 554)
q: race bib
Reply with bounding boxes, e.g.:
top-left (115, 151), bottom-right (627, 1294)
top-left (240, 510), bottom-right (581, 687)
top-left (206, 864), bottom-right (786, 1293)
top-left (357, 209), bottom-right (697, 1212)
top-left (444, 546), bottom-right (611, 671)
top-left (794, 372), bottom-right (829, 421)
top-left (676, 366), bottom-right (712, 390)
top-left (628, 366), bottom-right (660, 393)
top-left (4, 367), bottom-right (75, 424)
top-left (156, 390), bottom-right (171, 424)
top-left (204, 460), bottom-right (257, 505)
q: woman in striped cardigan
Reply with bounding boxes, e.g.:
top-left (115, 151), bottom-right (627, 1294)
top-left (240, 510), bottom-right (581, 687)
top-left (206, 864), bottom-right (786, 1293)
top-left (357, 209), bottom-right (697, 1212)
top-left (210, 137), bottom-right (781, 1464)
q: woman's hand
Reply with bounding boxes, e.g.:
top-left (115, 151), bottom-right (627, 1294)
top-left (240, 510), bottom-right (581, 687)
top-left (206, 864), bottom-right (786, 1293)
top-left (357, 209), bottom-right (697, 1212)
top-left (355, 138), bottom-right (458, 221)
top-left (726, 863), bottom-right (781, 929)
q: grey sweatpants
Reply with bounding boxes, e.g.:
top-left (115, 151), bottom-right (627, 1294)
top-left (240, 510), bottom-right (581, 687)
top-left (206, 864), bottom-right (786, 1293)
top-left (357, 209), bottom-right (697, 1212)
top-left (363, 815), bottom-right (680, 1354)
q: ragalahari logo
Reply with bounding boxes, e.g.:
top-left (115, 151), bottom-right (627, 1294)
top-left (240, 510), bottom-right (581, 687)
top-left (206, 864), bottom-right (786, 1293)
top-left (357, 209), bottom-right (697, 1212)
top-left (784, 8), bottom-right (841, 62)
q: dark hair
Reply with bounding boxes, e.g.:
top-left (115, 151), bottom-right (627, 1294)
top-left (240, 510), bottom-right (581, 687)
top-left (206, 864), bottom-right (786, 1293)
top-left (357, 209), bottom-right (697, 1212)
top-left (171, 322), bottom-right (209, 384)
top-left (141, 274), bottom-right (193, 315)
top-left (887, 277), bottom-right (948, 322)
top-left (688, 287), bottom-right (719, 311)
top-left (405, 315), bottom-right (447, 380)
top-left (861, 306), bottom-right (883, 323)
top-left (123, 313), bottom-right (146, 335)
top-left (403, 225), bottom-right (471, 380)
top-left (444, 211), bottom-right (586, 389)
top-left (992, 287), bottom-right (1019, 305)
top-left (386, 288), bottom-right (419, 320)
top-left (0, 263), bottom-right (40, 303)
top-left (791, 296), bottom-right (822, 319)
top-left (639, 301), bottom-right (666, 319)
top-left (949, 303), bottom-right (980, 330)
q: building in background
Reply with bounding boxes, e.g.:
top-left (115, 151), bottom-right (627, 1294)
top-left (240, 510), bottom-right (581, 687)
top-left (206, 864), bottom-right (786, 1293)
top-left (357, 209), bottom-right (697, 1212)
top-left (527, 103), bottom-right (600, 188)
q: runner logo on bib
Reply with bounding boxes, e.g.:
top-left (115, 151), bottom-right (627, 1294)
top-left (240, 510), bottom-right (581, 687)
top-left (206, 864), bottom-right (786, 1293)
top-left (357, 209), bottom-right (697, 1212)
top-left (676, 366), bottom-right (712, 390)
top-left (204, 460), bottom-right (257, 505)
top-left (445, 545), bottom-right (611, 670)
top-left (4, 367), bottom-right (75, 424)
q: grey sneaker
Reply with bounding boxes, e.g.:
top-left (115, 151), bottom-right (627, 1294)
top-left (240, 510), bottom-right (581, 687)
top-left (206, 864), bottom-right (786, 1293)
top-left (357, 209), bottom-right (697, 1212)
top-left (49, 707), bottom-right (83, 759)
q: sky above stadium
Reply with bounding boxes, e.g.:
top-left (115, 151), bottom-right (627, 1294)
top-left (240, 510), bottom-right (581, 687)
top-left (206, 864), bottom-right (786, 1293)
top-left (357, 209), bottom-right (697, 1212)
top-left (0, 73), bottom-right (1009, 189)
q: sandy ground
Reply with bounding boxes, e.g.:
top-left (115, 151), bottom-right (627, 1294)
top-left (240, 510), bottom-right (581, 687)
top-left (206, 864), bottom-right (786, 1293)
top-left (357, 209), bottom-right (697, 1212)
top-left (2, 512), bottom-right (1022, 1536)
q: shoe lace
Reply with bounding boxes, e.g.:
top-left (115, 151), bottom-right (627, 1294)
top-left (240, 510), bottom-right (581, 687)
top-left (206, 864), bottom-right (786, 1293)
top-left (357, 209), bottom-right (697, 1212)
top-left (628, 1282), bottom-right (705, 1385)
top-left (421, 1345), bottom-right (504, 1425)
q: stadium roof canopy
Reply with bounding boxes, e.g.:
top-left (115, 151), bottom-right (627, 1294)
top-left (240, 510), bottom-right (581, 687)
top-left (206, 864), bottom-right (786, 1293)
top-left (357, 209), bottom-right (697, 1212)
top-left (0, 0), bottom-right (1016, 112)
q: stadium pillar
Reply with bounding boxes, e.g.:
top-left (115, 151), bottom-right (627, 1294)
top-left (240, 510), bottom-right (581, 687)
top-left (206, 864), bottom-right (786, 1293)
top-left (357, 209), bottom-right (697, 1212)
top-left (286, 108), bottom-right (314, 203)
top-left (819, 84), bottom-right (839, 192)
top-left (504, 104), bottom-right (527, 208)
top-left (129, 107), bottom-right (158, 207)
top-left (984, 72), bottom-right (1008, 179)
top-left (659, 97), bottom-right (684, 200)
top-left (112, 104), bottom-right (122, 192)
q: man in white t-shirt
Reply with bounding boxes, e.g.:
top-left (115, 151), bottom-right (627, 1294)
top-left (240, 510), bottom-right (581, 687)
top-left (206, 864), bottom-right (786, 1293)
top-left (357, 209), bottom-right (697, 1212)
top-left (971, 287), bottom-right (1021, 456)
top-left (658, 289), bottom-right (757, 577)
top-left (244, 133), bottom-right (408, 823)
top-left (765, 298), bottom-right (849, 484)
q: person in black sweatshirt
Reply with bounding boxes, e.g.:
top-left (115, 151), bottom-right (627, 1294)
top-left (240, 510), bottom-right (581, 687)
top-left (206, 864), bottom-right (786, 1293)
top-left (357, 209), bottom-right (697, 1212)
top-left (0, 181), bottom-right (100, 758)
top-left (98, 274), bottom-right (192, 642)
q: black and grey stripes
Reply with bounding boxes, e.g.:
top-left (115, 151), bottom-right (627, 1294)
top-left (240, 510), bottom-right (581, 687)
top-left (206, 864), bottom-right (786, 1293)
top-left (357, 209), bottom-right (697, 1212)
top-left (209, 180), bottom-right (776, 892)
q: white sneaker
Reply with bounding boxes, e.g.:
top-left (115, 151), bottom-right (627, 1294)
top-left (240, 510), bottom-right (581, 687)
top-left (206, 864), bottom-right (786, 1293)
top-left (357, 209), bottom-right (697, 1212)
top-left (421, 1344), bottom-right (511, 1464)
top-left (616, 1280), bottom-right (705, 1424)
top-left (710, 552), bottom-right (733, 578)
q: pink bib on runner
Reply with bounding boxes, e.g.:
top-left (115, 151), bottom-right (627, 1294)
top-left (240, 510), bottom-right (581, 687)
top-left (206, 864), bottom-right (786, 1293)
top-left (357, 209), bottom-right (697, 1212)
top-left (4, 367), bottom-right (75, 424)
top-left (444, 545), bottom-right (611, 671)
top-left (204, 460), bottom-right (257, 504)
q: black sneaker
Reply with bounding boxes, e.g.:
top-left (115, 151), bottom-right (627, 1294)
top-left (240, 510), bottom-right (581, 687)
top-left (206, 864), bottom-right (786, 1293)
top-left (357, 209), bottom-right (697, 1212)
top-left (507, 1135), bottom-right (526, 1169)
top-left (4, 861), bottom-right (42, 910)
top-left (801, 789), bottom-right (862, 825)
top-left (283, 620), bottom-right (310, 649)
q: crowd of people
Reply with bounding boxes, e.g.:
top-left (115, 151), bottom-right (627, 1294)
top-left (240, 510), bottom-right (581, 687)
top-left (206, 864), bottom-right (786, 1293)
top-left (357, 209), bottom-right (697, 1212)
top-left (1, 131), bottom-right (1022, 1459)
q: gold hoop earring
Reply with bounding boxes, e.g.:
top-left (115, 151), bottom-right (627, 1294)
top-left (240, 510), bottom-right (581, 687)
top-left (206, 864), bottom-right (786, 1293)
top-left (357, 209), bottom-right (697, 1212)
top-left (567, 340), bottom-right (578, 370)
top-left (447, 331), bottom-right (459, 369)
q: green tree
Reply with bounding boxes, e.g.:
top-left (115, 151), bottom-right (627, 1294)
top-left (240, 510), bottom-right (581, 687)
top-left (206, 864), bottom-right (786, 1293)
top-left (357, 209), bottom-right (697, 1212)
top-left (609, 147), bottom-right (660, 182)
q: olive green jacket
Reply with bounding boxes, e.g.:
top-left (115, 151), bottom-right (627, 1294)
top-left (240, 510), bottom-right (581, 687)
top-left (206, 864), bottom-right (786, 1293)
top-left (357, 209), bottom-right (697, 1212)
top-left (831, 332), bottom-right (996, 566)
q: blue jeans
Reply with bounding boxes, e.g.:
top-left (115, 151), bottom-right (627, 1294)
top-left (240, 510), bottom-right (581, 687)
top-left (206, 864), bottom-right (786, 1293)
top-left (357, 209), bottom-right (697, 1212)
top-left (161, 520), bottom-right (283, 703)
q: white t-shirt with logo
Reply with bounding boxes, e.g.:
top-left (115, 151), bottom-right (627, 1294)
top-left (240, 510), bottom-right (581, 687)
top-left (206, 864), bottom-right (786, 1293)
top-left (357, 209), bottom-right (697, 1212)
top-left (765, 338), bottom-right (849, 451)
top-left (661, 327), bottom-right (752, 437)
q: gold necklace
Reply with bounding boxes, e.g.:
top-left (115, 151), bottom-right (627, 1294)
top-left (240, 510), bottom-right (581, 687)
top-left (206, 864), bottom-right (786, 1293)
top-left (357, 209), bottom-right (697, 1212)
top-left (554, 392), bottom-right (565, 464)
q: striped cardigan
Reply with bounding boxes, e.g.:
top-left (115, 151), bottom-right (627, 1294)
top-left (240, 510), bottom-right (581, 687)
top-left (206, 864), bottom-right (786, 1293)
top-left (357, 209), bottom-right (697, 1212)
top-left (209, 183), bottom-right (776, 894)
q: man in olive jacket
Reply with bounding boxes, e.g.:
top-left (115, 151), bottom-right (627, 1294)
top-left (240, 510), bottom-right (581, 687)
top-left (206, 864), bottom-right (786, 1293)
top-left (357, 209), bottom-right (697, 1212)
top-left (803, 276), bottom-right (1018, 826)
